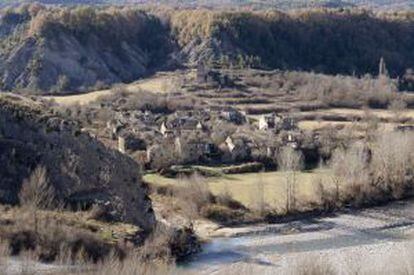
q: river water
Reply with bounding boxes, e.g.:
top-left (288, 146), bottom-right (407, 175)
top-left (3, 200), bottom-right (414, 274)
top-left (184, 200), bottom-right (414, 273)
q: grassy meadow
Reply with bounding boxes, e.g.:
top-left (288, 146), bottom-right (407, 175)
top-left (144, 169), bottom-right (333, 210)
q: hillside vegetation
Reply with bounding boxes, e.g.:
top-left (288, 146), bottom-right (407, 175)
top-left (1, 1), bottom-right (412, 10)
top-left (1, 5), bottom-right (414, 93)
top-left (169, 9), bottom-right (414, 76)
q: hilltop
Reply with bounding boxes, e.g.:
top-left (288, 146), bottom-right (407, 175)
top-left (0, 1), bottom-right (412, 10)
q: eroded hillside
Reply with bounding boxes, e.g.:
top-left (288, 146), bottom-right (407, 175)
top-left (0, 5), bottom-right (175, 94)
top-left (1, 5), bottom-right (414, 93)
top-left (0, 93), bottom-right (155, 231)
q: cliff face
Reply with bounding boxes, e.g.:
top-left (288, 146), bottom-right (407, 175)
top-left (0, 94), bottom-right (155, 232)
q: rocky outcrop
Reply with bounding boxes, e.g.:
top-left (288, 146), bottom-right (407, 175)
top-left (0, 94), bottom-right (155, 232)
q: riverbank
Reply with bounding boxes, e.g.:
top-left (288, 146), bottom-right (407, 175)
top-left (185, 199), bottom-right (414, 274)
top-left (3, 199), bottom-right (414, 274)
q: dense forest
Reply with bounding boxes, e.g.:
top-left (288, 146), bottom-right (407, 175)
top-left (169, 9), bottom-right (414, 76)
top-left (0, 5), bottom-right (414, 93)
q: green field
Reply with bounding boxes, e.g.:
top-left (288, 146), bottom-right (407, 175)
top-left (144, 169), bottom-right (332, 210)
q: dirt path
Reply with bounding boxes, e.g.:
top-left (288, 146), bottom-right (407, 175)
top-left (187, 199), bottom-right (414, 274)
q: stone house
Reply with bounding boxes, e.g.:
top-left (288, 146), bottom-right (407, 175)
top-left (146, 137), bottom-right (180, 169)
top-left (118, 133), bottom-right (147, 154)
top-left (258, 113), bottom-right (282, 130)
top-left (160, 121), bottom-right (174, 137)
top-left (223, 136), bottom-right (251, 162)
top-left (258, 113), bottom-right (296, 131)
top-left (220, 108), bottom-right (246, 125)
top-left (282, 133), bottom-right (299, 149)
top-left (225, 136), bottom-right (236, 152)
top-left (160, 117), bottom-right (205, 137)
top-left (281, 116), bottom-right (297, 131)
top-left (179, 138), bottom-right (219, 163)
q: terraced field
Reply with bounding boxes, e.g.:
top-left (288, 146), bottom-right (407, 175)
top-left (45, 68), bottom-right (414, 135)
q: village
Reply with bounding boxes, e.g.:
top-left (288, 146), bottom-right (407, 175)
top-left (3, 3), bottom-right (414, 275)
top-left (107, 101), bottom-right (302, 171)
top-left (109, 65), bottom-right (310, 170)
top-left (53, 60), bottom-right (414, 175)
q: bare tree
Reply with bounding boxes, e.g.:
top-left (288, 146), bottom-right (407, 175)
top-left (371, 132), bottom-right (414, 199)
top-left (174, 174), bottom-right (211, 222)
top-left (277, 147), bottom-right (303, 213)
top-left (19, 166), bottom-right (56, 210)
top-left (330, 142), bottom-right (372, 204)
top-left (19, 166), bottom-right (56, 233)
top-left (250, 173), bottom-right (266, 216)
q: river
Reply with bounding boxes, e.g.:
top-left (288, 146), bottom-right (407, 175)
top-left (183, 199), bottom-right (414, 274)
top-left (3, 200), bottom-right (414, 274)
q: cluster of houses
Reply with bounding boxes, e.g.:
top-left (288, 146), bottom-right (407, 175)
top-left (105, 105), bottom-right (301, 169)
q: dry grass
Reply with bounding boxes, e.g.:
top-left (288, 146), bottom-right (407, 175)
top-left (92, 254), bottom-right (180, 275)
top-left (150, 174), bottom-right (253, 225)
top-left (145, 169), bottom-right (331, 212)
top-left (147, 132), bottom-right (414, 218)
top-left (43, 72), bottom-right (181, 106)
top-left (0, 206), bottom-right (200, 273)
top-left (291, 256), bottom-right (336, 275)
top-left (0, 206), bottom-right (141, 264)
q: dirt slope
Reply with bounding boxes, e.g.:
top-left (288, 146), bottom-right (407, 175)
top-left (0, 93), bottom-right (155, 231)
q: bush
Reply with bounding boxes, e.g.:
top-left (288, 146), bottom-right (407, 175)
top-left (173, 174), bottom-right (213, 220)
top-left (200, 204), bottom-right (247, 224)
top-left (221, 162), bottom-right (264, 174)
top-left (331, 143), bottom-right (372, 205)
top-left (330, 132), bottom-right (414, 207)
top-left (371, 132), bottom-right (414, 199)
top-left (0, 216), bottom-right (122, 264)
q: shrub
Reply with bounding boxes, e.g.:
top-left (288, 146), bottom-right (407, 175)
top-left (200, 204), bottom-right (247, 224)
top-left (0, 216), bottom-right (121, 264)
top-left (330, 132), bottom-right (414, 207)
top-left (331, 143), bottom-right (372, 205)
top-left (370, 132), bottom-right (414, 199)
top-left (221, 162), bottom-right (264, 174)
top-left (174, 174), bottom-right (213, 220)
